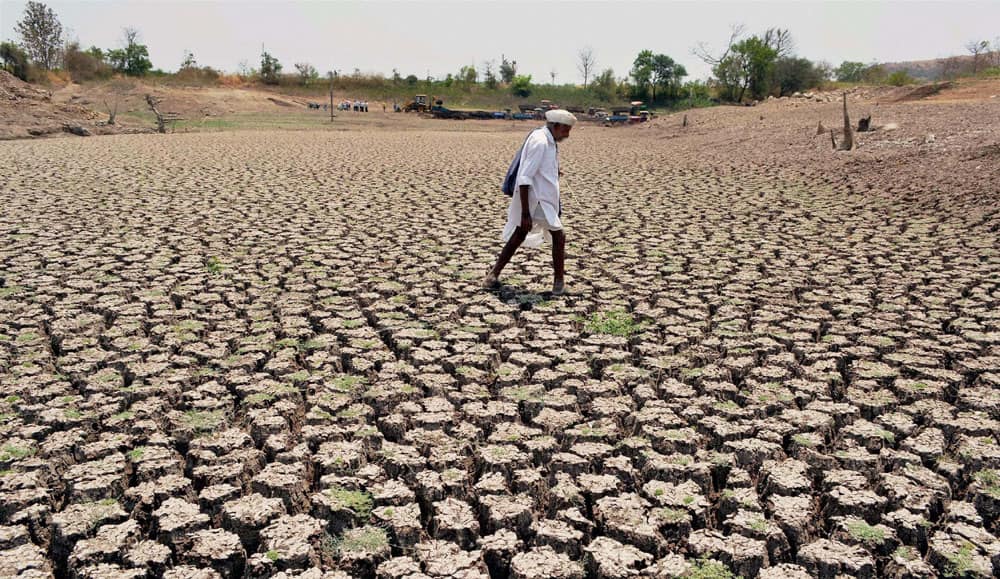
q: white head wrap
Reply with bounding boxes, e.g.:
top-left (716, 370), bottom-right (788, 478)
top-left (545, 109), bottom-right (577, 126)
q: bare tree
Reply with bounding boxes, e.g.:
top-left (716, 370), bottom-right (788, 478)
top-left (122, 27), bottom-right (139, 50)
top-left (966, 39), bottom-right (990, 74)
top-left (692, 23), bottom-right (745, 66)
top-left (577, 46), bottom-right (596, 88)
top-left (940, 56), bottom-right (963, 80)
top-left (763, 28), bottom-right (794, 57)
top-left (550, 69), bottom-right (557, 85)
top-left (15, 1), bottom-right (63, 69)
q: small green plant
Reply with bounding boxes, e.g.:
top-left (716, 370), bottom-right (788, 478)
top-left (244, 392), bottom-right (275, 406)
top-left (682, 495), bottom-right (695, 506)
top-left (127, 447), bottom-right (145, 461)
top-left (944, 541), bottom-right (979, 577)
top-left (584, 309), bottom-right (643, 337)
top-left (893, 545), bottom-right (917, 561)
top-left (750, 518), bottom-right (767, 532)
top-left (181, 410), bottom-right (224, 433)
top-left (274, 338), bottom-right (299, 350)
top-left (973, 469), bottom-right (1000, 498)
top-left (326, 487), bottom-right (373, 520)
top-left (792, 434), bottom-right (816, 447)
top-left (877, 429), bottom-right (896, 444)
top-left (266, 550), bottom-right (280, 562)
top-left (64, 408), bottom-right (83, 419)
top-left (0, 444), bottom-right (35, 462)
top-left (334, 526), bottom-right (389, 553)
top-left (205, 256), bottom-right (224, 274)
top-left (332, 375), bottom-right (365, 392)
top-left (658, 508), bottom-right (688, 523)
top-left (686, 557), bottom-right (734, 579)
top-left (846, 520), bottom-right (885, 544)
top-left (287, 370), bottom-right (310, 383)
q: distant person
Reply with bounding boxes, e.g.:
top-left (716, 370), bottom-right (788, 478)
top-left (484, 109), bottom-right (576, 296)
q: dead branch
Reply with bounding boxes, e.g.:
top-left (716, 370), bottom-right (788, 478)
top-left (839, 93), bottom-right (855, 151)
top-left (692, 23), bottom-right (745, 66)
top-left (103, 99), bottom-right (118, 125)
top-left (145, 94), bottom-right (166, 134)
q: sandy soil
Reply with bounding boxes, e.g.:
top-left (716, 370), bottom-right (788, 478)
top-left (0, 77), bottom-right (998, 578)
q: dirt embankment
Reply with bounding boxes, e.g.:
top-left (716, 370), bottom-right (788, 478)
top-left (642, 78), bottom-right (1000, 215)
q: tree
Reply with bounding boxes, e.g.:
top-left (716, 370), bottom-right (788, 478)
top-left (180, 50), bottom-right (197, 70)
top-left (771, 57), bottom-right (825, 96)
top-left (405, 74), bottom-right (419, 86)
top-left (510, 74), bottom-right (532, 97)
top-left (458, 64), bottom-right (477, 86)
top-left (499, 55), bottom-right (517, 83)
top-left (592, 67), bottom-right (617, 101)
top-left (966, 39), bottom-right (990, 74)
top-left (483, 60), bottom-right (498, 89)
top-left (260, 50), bottom-right (282, 84)
top-left (651, 53), bottom-right (687, 101)
top-left (1, 42), bottom-right (31, 80)
top-left (834, 61), bottom-right (866, 82)
top-left (108, 28), bottom-right (152, 76)
top-left (762, 28), bottom-right (794, 58)
top-left (577, 46), bottom-right (596, 87)
top-left (713, 35), bottom-right (777, 102)
top-left (295, 62), bottom-right (318, 85)
top-left (64, 40), bottom-right (111, 81)
top-left (15, 1), bottom-right (63, 69)
top-left (631, 50), bottom-right (654, 100)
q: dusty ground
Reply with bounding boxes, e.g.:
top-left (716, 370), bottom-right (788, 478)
top-left (0, 80), bottom-right (999, 579)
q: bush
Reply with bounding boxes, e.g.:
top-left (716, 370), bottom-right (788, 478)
top-left (771, 57), bottom-right (827, 96)
top-left (174, 66), bottom-right (220, 85)
top-left (510, 74), bottom-right (532, 97)
top-left (63, 42), bottom-right (111, 81)
top-left (887, 70), bottom-right (914, 86)
top-left (0, 41), bottom-right (31, 81)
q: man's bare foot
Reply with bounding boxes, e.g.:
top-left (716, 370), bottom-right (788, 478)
top-left (482, 271), bottom-right (499, 289)
top-left (552, 279), bottom-right (565, 296)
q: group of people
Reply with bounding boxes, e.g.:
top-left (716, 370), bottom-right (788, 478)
top-left (338, 100), bottom-right (370, 112)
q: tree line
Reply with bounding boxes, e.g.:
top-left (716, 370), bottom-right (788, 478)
top-left (3, 1), bottom-right (998, 107)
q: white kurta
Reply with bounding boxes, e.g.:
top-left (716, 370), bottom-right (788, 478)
top-left (502, 126), bottom-right (563, 248)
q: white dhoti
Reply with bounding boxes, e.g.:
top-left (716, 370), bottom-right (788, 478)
top-left (501, 194), bottom-right (562, 249)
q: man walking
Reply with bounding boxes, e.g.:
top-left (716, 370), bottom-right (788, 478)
top-left (484, 109), bottom-right (576, 295)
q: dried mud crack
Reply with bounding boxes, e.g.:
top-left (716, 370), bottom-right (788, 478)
top-left (0, 124), bottom-right (998, 578)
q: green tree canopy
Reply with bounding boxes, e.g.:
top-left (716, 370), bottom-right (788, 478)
top-left (1, 42), bottom-right (31, 80)
top-left (834, 61), bottom-right (867, 82)
top-left (15, 1), bottom-right (62, 69)
top-left (510, 74), bottom-right (532, 97)
top-left (260, 50), bottom-right (282, 84)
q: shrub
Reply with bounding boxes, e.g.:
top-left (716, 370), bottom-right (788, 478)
top-left (0, 41), bottom-right (31, 81)
top-left (63, 42), bottom-right (111, 81)
top-left (887, 70), bottom-right (915, 86)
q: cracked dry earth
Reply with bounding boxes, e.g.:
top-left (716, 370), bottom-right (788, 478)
top-left (1, 124), bottom-right (999, 579)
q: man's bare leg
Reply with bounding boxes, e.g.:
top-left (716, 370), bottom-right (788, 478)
top-left (484, 227), bottom-right (528, 287)
top-left (551, 229), bottom-right (566, 295)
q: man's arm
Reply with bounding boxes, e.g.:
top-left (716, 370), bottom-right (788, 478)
top-left (519, 185), bottom-right (531, 232)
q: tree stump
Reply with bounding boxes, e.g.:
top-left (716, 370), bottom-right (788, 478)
top-left (858, 115), bottom-right (871, 132)
top-left (145, 94), bottom-right (166, 134)
top-left (839, 93), bottom-right (855, 151)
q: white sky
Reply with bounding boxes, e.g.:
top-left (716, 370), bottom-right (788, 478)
top-left (2, 1), bottom-right (998, 82)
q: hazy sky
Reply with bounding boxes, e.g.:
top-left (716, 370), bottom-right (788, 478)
top-left (2, 1), bottom-right (998, 82)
